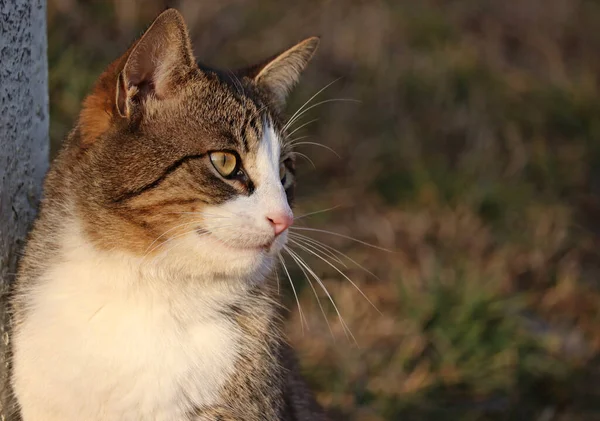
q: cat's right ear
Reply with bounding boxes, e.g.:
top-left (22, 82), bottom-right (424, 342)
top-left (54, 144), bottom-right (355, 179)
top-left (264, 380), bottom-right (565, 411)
top-left (116, 9), bottom-right (195, 118)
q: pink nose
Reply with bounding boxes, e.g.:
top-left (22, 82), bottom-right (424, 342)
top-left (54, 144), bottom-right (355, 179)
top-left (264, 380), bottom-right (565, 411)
top-left (266, 212), bottom-right (293, 236)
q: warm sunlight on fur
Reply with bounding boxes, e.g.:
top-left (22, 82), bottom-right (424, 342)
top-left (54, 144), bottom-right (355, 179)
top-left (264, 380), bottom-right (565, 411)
top-left (10, 9), bottom-right (328, 421)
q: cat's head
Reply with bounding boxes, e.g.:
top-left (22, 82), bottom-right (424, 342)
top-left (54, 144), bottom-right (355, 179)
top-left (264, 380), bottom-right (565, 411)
top-left (63, 9), bottom-right (318, 281)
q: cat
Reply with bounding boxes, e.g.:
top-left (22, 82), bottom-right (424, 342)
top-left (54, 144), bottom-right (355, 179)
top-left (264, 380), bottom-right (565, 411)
top-left (9, 8), bottom-right (327, 421)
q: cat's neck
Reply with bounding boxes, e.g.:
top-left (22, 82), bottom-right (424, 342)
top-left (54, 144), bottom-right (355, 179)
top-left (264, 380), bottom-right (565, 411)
top-left (13, 219), bottom-right (285, 420)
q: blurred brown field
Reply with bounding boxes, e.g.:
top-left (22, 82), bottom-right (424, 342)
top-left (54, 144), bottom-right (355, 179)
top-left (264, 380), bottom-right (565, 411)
top-left (48, 1), bottom-right (600, 420)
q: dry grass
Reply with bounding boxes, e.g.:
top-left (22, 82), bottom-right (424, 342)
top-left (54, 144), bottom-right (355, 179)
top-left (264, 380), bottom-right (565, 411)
top-left (48, 1), bottom-right (600, 419)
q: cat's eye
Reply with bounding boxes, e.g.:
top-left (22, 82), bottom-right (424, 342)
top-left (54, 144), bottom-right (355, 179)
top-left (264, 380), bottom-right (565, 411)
top-left (279, 162), bottom-right (287, 182)
top-left (210, 152), bottom-right (238, 178)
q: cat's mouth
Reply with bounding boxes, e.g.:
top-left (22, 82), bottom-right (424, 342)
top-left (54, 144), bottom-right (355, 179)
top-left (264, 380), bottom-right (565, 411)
top-left (198, 228), bottom-right (274, 253)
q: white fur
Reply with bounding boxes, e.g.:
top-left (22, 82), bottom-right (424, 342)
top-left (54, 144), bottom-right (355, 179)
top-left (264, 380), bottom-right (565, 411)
top-left (12, 122), bottom-right (291, 421)
top-left (203, 120), bottom-right (292, 252)
top-left (13, 224), bottom-right (243, 421)
top-left (161, 120), bottom-right (292, 284)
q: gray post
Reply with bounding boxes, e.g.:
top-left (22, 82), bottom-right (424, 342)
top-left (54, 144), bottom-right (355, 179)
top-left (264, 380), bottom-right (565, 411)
top-left (0, 0), bottom-right (49, 417)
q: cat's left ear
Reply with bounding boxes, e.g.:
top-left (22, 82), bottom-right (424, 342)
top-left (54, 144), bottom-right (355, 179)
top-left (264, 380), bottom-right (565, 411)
top-left (241, 37), bottom-right (320, 110)
top-left (116, 9), bottom-right (195, 118)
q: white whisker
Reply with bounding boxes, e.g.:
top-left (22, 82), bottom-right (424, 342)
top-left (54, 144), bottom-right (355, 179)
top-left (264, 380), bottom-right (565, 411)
top-left (288, 233), bottom-right (347, 267)
top-left (250, 104), bottom-right (269, 123)
top-left (283, 78), bottom-right (341, 133)
top-left (289, 232), bottom-right (383, 282)
top-left (292, 151), bottom-right (316, 168)
top-left (277, 253), bottom-right (308, 334)
top-left (289, 227), bottom-right (393, 252)
top-left (283, 247), bottom-right (335, 341)
top-left (146, 231), bottom-right (204, 267)
top-left (227, 70), bottom-right (244, 96)
top-left (284, 246), bottom-right (357, 344)
top-left (142, 229), bottom-right (209, 268)
top-left (285, 118), bottom-right (319, 139)
top-left (166, 212), bottom-right (231, 218)
top-left (288, 238), bottom-right (381, 315)
top-left (285, 135), bottom-right (312, 146)
top-left (290, 142), bottom-right (341, 158)
top-left (294, 205), bottom-right (341, 221)
top-left (275, 269), bottom-right (281, 295)
top-left (141, 224), bottom-right (233, 264)
top-left (144, 221), bottom-right (198, 256)
top-left (277, 253), bottom-right (309, 335)
top-left (284, 98), bottom-right (360, 133)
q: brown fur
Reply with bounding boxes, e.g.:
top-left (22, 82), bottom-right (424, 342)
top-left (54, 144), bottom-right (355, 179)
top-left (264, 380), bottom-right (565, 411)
top-left (61, 10), bottom-right (301, 255)
top-left (10, 8), bottom-right (325, 421)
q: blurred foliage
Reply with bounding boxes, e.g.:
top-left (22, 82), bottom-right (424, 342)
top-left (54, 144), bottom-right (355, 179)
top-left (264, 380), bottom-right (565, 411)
top-left (48, 0), bottom-right (600, 419)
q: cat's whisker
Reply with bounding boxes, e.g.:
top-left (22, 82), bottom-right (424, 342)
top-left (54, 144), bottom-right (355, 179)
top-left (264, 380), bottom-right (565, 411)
top-left (285, 135), bottom-right (312, 146)
top-left (150, 230), bottom-right (212, 265)
top-left (142, 224), bottom-right (233, 264)
top-left (275, 269), bottom-right (281, 295)
top-left (289, 232), bottom-right (383, 283)
top-left (288, 238), bottom-right (381, 315)
top-left (277, 253), bottom-right (308, 334)
top-left (227, 70), bottom-right (244, 96)
top-left (282, 78), bottom-right (341, 133)
top-left (288, 233), bottom-right (347, 267)
top-left (292, 151), bottom-right (316, 169)
top-left (283, 246), bottom-right (356, 344)
top-left (145, 223), bottom-right (236, 267)
top-left (144, 221), bottom-right (199, 256)
top-left (289, 227), bottom-right (393, 252)
top-left (249, 105), bottom-right (269, 124)
top-left (284, 98), bottom-right (361, 134)
top-left (285, 118), bottom-right (318, 139)
top-left (206, 229), bottom-right (272, 251)
top-left (283, 247), bottom-right (335, 341)
top-left (166, 212), bottom-right (231, 218)
top-left (196, 208), bottom-right (240, 218)
top-left (294, 205), bottom-right (341, 221)
top-left (289, 142), bottom-right (341, 158)
top-left (141, 228), bottom-right (201, 266)
top-left (143, 229), bottom-right (209, 268)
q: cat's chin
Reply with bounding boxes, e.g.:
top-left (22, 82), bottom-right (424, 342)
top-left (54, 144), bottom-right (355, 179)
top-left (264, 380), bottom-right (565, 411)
top-left (205, 235), bottom-right (275, 254)
top-left (198, 232), bottom-right (287, 280)
top-left (199, 229), bottom-right (287, 256)
top-left (155, 230), bottom-right (285, 282)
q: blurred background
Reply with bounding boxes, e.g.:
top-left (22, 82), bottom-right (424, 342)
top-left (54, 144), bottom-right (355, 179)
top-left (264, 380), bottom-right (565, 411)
top-left (47, 1), bottom-right (600, 419)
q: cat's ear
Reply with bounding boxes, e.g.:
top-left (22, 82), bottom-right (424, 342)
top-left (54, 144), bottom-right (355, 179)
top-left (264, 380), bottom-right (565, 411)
top-left (116, 8), bottom-right (195, 118)
top-left (242, 37), bottom-right (319, 110)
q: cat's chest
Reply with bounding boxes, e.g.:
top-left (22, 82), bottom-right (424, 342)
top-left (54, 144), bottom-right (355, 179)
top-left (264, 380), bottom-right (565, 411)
top-left (14, 256), bottom-right (241, 421)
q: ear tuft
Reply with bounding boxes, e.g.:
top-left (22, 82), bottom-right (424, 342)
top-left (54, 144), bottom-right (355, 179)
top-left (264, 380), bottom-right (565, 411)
top-left (249, 37), bottom-right (320, 110)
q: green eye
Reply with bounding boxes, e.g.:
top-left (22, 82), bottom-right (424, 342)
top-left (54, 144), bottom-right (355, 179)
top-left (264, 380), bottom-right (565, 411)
top-left (279, 162), bottom-right (286, 182)
top-left (210, 151), bottom-right (238, 177)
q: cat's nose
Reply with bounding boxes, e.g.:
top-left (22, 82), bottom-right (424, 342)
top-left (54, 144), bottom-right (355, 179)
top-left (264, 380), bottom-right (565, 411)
top-left (266, 212), bottom-right (293, 236)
